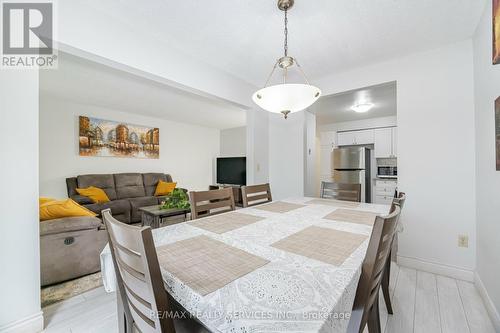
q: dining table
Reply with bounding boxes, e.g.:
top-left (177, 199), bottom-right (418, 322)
top-left (100, 197), bottom-right (391, 333)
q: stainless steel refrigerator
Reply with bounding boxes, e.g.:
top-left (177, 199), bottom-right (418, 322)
top-left (332, 147), bottom-right (372, 203)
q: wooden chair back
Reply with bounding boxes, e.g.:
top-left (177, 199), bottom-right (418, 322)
top-left (189, 188), bottom-right (235, 220)
top-left (320, 181), bottom-right (361, 202)
top-left (102, 209), bottom-right (175, 333)
top-left (348, 205), bottom-right (401, 333)
top-left (240, 183), bottom-right (272, 208)
top-left (393, 191), bottom-right (406, 210)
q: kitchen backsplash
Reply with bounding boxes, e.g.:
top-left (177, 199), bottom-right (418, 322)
top-left (376, 157), bottom-right (397, 166)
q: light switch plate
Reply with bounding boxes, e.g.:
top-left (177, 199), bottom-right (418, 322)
top-left (458, 235), bottom-right (469, 248)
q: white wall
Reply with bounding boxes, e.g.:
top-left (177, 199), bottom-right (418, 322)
top-left (316, 40), bottom-right (477, 273)
top-left (304, 111), bottom-right (317, 197)
top-left (220, 126), bottom-right (246, 157)
top-left (268, 112), bottom-right (306, 200)
top-left (246, 108), bottom-right (269, 185)
top-left (0, 71), bottom-right (43, 332)
top-left (39, 96), bottom-right (220, 198)
top-left (473, 0), bottom-right (500, 327)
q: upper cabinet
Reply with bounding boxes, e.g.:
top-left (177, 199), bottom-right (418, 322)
top-left (374, 127), bottom-right (397, 158)
top-left (337, 130), bottom-right (374, 146)
top-left (320, 131), bottom-right (336, 147)
top-left (392, 127), bottom-right (398, 157)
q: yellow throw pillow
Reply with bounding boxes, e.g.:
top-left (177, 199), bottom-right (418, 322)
top-left (154, 181), bottom-right (177, 196)
top-left (76, 186), bottom-right (110, 204)
top-left (39, 197), bottom-right (55, 205)
top-left (40, 199), bottom-right (97, 221)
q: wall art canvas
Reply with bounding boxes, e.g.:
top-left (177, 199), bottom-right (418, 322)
top-left (495, 0), bottom-right (500, 64)
top-left (496, 97), bottom-right (500, 170)
top-left (79, 116), bottom-right (159, 159)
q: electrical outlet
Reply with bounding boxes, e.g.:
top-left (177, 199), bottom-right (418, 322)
top-left (458, 235), bottom-right (469, 248)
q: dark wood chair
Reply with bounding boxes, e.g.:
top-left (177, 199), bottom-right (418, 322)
top-left (189, 188), bottom-right (235, 220)
top-left (102, 209), bottom-right (209, 333)
top-left (347, 205), bottom-right (401, 333)
top-left (320, 181), bottom-right (361, 202)
top-left (240, 183), bottom-right (272, 208)
top-left (380, 192), bottom-right (406, 315)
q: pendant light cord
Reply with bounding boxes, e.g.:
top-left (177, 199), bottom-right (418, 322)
top-left (284, 8), bottom-right (288, 57)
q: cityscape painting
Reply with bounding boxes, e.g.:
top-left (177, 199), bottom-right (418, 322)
top-left (79, 116), bottom-right (159, 159)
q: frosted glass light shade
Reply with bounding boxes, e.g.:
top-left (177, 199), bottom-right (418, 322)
top-left (252, 83), bottom-right (321, 114)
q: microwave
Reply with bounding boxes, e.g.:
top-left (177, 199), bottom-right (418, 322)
top-left (377, 166), bottom-right (397, 178)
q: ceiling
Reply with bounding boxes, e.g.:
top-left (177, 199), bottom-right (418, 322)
top-left (84, 0), bottom-right (485, 86)
top-left (40, 53), bottom-right (247, 129)
top-left (314, 81), bottom-right (397, 124)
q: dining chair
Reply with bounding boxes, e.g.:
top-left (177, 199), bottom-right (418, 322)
top-left (320, 181), bottom-right (361, 202)
top-left (240, 183), bottom-right (272, 208)
top-left (189, 187), bottom-right (235, 220)
top-left (381, 192), bottom-right (406, 315)
top-left (347, 205), bottom-right (401, 333)
top-left (102, 209), bottom-right (209, 333)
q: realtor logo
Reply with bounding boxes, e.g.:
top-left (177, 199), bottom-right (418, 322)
top-left (1, 1), bottom-right (57, 68)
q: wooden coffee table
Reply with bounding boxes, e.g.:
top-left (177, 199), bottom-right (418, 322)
top-left (138, 205), bottom-right (190, 229)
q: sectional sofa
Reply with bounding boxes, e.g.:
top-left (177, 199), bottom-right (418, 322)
top-left (41, 173), bottom-right (177, 286)
top-left (66, 172), bottom-right (176, 223)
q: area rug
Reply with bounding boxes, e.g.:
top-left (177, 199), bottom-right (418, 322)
top-left (41, 272), bottom-right (103, 307)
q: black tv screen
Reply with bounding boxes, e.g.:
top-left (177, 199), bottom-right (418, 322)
top-left (216, 157), bottom-right (246, 185)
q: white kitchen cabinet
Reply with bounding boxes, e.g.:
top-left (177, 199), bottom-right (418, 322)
top-left (374, 127), bottom-right (397, 158)
top-left (374, 194), bottom-right (395, 205)
top-left (320, 131), bottom-right (336, 147)
top-left (337, 131), bottom-right (356, 146)
top-left (355, 130), bottom-right (374, 145)
top-left (392, 127), bottom-right (398, 157)
top-left (374, 179), bottom-right (397, 204)
top-left (337, 129), bottom-right (374, 146)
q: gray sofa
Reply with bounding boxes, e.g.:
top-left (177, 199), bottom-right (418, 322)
top-left (40, 216), bottom-right (108, 286)
top-left (41, 173), bottom-right (177, 286)
top-left (66, 173), bottom-right (175, 224)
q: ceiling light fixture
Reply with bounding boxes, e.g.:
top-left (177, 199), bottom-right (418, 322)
top-left (252, 0), bottom-right (321, 119)
top-left (351, 103), bottom-right (374, 113)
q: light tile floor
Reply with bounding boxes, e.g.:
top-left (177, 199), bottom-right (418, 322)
top-left (43, 264), bottom-right (497, 333)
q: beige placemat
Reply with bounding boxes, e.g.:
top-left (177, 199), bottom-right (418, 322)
top-left (188, 212), bottom-right (265, 234)
top-left (306, 199), bottom-right (360, 208)
top-left (271, 226), bottom-right (367, 266)
top-left (323, 208), bottom-right (377, 226)
top-left (254, 201), bottom-right (305, 213)
top-left (157, 235), bottom-right (269, 296)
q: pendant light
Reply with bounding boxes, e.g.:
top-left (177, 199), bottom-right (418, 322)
top-left (252, 0), bottom-right (321, 119)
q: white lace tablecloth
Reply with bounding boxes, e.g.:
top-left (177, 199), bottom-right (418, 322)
top-left (100, 197), bottom-right (390, 333)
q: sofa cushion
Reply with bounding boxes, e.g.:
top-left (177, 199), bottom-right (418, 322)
top-left (85, 199), bottom-right (130, 217)
top-left (77, 174), bottom-right (117, 201)
top-left (143, 173), bottom-right (172, 196)
top-left (70, 194), bottom-right (94, 205)
top-left (129, 196), bottom-right (158, 222)
top-left (40, 216), bottom-right (103, 236)
top-left (114, 173), bottom-right (146, 199)
top-left (40, 199), bottom-right (97, 221)
top-left (76, 186), bottom-right (110, 204)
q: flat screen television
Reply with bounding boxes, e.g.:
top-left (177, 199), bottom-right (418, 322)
top-left (216, 157), bottom-right (246, 186)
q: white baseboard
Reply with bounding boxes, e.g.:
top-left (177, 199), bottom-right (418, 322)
top-left (397, 255), bottom-right (474, 281)
top-left (474, 272), bottom-right (500, 332)
top-left (0, 311), bottom-right (44, 333)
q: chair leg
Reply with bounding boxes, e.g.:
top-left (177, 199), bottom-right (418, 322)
top-left (382, 252), bottom-right (394, 315)
top-left (367, 295), bottom-right (382, 333)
